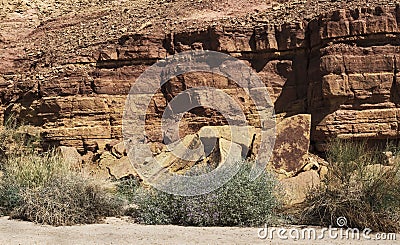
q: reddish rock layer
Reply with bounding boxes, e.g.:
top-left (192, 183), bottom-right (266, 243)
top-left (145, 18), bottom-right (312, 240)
top-left (1, 4), bottom-right (400, 153)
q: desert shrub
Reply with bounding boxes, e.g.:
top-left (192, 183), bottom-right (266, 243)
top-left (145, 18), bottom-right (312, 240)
top-left (116, 176), bottom-right (140, 202)
top-left (0, 181), bottom-right (21, 215)
top-left (131, 161), bottom-right (282, 226)
top-left (302, 139), bottom-right (400, 232)
top-left (0, 122), bottom-right (123, 225)
top-left (11, 175), bottom-right (122, 226)
top-left (3, 149), bottom-right (68, 189)
top-left (0, 148), bottom-right (71, 215)
top-left (133, 187), bottom-right (181, 225)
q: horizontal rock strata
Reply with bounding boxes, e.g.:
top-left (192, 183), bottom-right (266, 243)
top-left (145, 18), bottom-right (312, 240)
top-left (1, 2), bottom-right (400, 155)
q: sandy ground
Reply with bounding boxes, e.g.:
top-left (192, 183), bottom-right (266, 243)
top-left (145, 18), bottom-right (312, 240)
top-left (0, 216), bottom-right (399, 245)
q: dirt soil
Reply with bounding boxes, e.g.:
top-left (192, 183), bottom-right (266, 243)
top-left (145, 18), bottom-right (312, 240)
top-left (0, 216), bottom-right (398, 245)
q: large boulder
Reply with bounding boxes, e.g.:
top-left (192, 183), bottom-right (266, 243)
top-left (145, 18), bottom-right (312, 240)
top-left (89, 151), bottom-right (138, 180)
top-left (215, 138), bottom-right (242, 166)
top-left (111, 141), bottom-right (127, 159)
top-left (203, 137), bottom-right (243, 169)
top-left (270, 114), bottom-right (312, 177)
top-left (153, 133), bottom-right (243, 173)
top-left (198, 125), bottom-right (256, 157)
top-left (155, 134), bottom-right (206, 172)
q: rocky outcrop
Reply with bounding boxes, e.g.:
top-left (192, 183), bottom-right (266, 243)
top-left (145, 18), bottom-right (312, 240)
top-left (1, 2), bottom-right (400, 157)
top-left (85, 122), bottom-right (314, 180)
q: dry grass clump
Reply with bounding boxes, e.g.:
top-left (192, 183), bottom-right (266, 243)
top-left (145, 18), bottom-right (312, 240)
top-left (0, 121), bottom-right (122, 225)
top-left (11, 175), bottom-right (122, 226)
top-left (301, 139), bottom-right (400, 232)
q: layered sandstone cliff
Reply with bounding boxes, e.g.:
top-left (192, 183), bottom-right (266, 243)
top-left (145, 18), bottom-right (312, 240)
top-left (1, 0), bottom-right (400, 155)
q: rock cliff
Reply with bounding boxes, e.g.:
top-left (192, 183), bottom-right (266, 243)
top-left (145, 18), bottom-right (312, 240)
top-left (1, 0), bottom-right (400, 155)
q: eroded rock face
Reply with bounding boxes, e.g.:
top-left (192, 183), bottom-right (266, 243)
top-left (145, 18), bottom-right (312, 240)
top-left (198, 125), bottom-right (256, 157)
top-left (1, 4), bottom-right (400, 156)
top-left (89, 152), bottom-right (137, 180)
top-left (3, 2), bottom-right (400, 204)
top-left (153, 132), bottom-right (244, 174)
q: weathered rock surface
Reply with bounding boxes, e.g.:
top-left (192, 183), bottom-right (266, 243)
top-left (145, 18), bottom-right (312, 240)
top-left (270, 114), bottom-right (311, 176)
top-left (198, 125), bottom-right (256, 157)
top-left (57, 146), bottom-right (82, 168)
top-left (92, 152), bottom-right (137, 180)
top-left (155, 134), bottom-right (206, 172)
top-left (111, 142), bottom-right (127, 159)
top-left (280, 170), bottom-right (321, 205)
top-left (1, 1), bottom-right (400, 156)
top-left (154, 132), bottom-right (243, 174)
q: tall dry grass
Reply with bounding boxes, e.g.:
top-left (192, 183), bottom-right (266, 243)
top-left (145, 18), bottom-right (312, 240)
top-left (0, 120), bottom-right (122, 225)
top-left (301, 139), bottom-right (400, 232)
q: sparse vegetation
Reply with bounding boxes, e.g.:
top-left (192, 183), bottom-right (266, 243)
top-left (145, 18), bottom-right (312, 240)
top-left (4, 119), bottom-right (400, 232)
top-left (301, 139), bottom-right (400, 232)
top-left (0, 122), bottom-right (123, 225)
top-left (116, 177), bottom-right (140, 203)
top-left (0, 121), bottom-right (283, 227)
top-left (11, 175), bottom-right (122, 226)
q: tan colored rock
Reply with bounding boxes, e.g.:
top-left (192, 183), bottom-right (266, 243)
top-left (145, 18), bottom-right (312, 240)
top-left (383, 151), bottom-right (400, 166)
top-left (2, 4), bottom-right (400, 156)
top-left (281, 170), bottom-right (321, 206)
top-left (152, 129), bottom-right (243, 174)
top-left (301, 161), bottom-right (319, 172)
top-left (97, 152), bottom-right (137, 180)
top-left (314, 108), bottom-right (399, 142)
top-left (319, 166), bottom-right (329, 179)
top-left (303, 153), bottom-right (329, 173)
top-left (57, 146), bottom-right (82, 168)
top-left (111, 141), bottom-right (126, 159)
top-left (149, 142), bottom-right (166, 155)
top-left (155, 134), bottom-right (205, 172)
top-left (212, 138), bottom-right (242, 167)
top-left (81, 151), bottom-right (95, 165)
top-left (198, 125), bottom-right (255, 157)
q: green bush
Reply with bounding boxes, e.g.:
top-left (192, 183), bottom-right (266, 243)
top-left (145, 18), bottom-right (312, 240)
top-left (302, 139), bottom-right (400, 232)
top-left (131, 161), bottom-right (282, 226)
top-left (0, 181), bottom-right (20, 215)
top-left (116, 177), bottom-right (140, 202)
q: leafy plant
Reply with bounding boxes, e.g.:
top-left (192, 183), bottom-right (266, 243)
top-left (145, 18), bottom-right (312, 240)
top-left (130, 161), bottom-right (282, 226)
